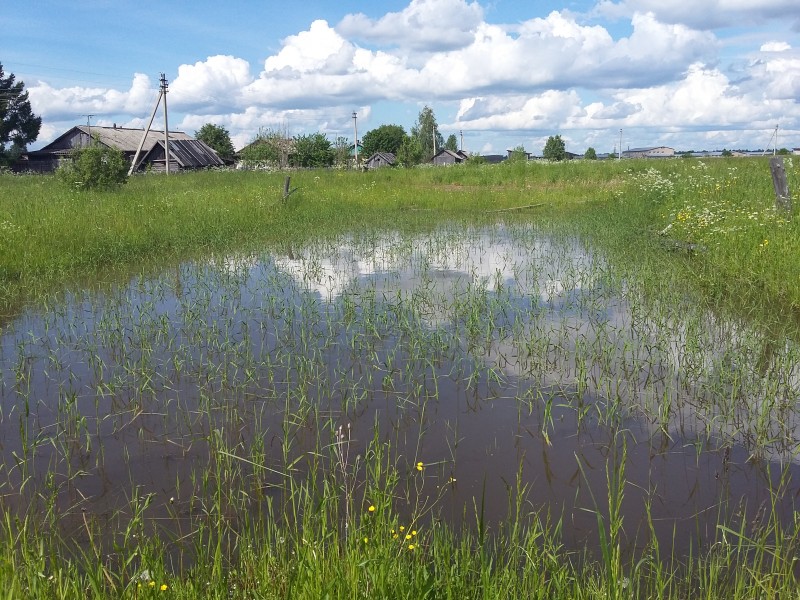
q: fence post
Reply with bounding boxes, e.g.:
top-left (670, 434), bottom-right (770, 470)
top-left (769, 157), bottom-right (792, 213)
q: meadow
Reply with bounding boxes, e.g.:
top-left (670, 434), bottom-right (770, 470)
top-left (0, 157), bottom-right (799, 598)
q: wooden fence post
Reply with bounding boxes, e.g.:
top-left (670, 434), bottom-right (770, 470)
top-left (769, 157), bottom-right (792, 213)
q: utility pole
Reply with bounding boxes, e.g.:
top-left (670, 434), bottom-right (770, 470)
top-left (352, 111), bottom-right (358, 168)
top-left (460, 130), bottom-right (463, 152)
top-left (82, 114), bottom-right (95, 146)
top-left (161, 73), bottom-right (170, 175)
top-left (129, 72), bottom-right (171, 176)
top-left (432, 127), bottom-right (436, 156)
top-left (618, 129), bottom-right (622, 160)
top-left (774, 124), bottom-right (779, 156)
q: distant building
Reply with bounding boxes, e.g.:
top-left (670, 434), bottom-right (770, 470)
top-left (622, 146), bottom-right (675, 158)
top-left (364, 152), bottom-right (396, 169)
top-left (793, 148), bottom-right (800, 156)
top-left (432, 149), bottom-right (469, 165)
top-left (18, 125), bottom-right (223, 173)
top-left (506, 148), bottom-right (533, 160)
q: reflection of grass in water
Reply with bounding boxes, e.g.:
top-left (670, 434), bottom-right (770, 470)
top-left (1, 164), bottom-right (800, 595)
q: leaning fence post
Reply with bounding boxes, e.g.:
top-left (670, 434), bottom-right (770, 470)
top-left (769, 157), bottom-right (792, 213)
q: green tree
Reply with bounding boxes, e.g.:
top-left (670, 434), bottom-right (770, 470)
top-left (543, 135), bottom-right (566, 161)
top-left (445, 134), bottom-right (458, 152)
top-left (0, 62), bottom-right (41, 166)
top-left (361, 124), bottom-right (407, 157)
top-left (238, 128), bottom-right (292, 169)
top-left (333, 136), bottom-right (351, 168)
top-left (507, 145), bottom-right (528, 163)
top-left (291, 132), bottom-right (334, 168)
top-left (584, 147), bottom-right (597, 160)
top-left (57, 143), bottom-right (128, 190)
top-left (396, 136), bottom-right (422, 167)
top-left (411, 106), bottom-right (444, 162)
top-left (721, 149), bottom-right (732, 157)
top-left (195, 123), bottom-right (235, 161)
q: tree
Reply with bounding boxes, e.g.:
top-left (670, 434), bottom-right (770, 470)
top-left (411, 106), bottom-right (444, 162)
top-left (57, 143), bottom-right (128, 190)
top-left (333, 136), bottom-right (351, 168)
top-left (238, 128), bottom-right (292, 169)
top-left (721, 149), bottom-right (733, 157)
top-left (290, 132), bottom-right (334, 168)
top-left (195, 123), bottom-right (235, 161)
top-left (584, 147), bottom-right (597, 160)
top-left (0, 62), bottom-right (41, 166)
top-left (396, 136), bottom-right (423, 167)
top-left (445, 134), bottom-right (458, 152)
top-left (361, 124), bottom-right (407, 157)
top-left (543, 135), bottom-right (566, 161)
top-left (507, 145), bottom-right (528, 163)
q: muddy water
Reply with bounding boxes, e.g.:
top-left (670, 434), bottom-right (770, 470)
top-left (1, 223), bottom-right (798, 558)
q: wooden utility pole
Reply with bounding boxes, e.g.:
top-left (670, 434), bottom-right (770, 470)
top-left (161, 73), bottom-right (170, 175)
top-left (128, 74), bottom-right (170, 176)
top-left (353, 112), bottom-right (359, 167)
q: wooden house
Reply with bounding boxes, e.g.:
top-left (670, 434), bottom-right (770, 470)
top-left (364, 152), bottom-right (396, 169)
top-left (20, 125), bottom-right (223, 173)
top-left (432, 149), bottom-right (469, 165)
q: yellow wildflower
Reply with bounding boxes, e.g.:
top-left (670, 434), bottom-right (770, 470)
top-left (368, 505), bottom-right (376, 512)
top-left (160, 584), bottom-right (168, 591)
top-left (416, 462), bottom-right (424, 471)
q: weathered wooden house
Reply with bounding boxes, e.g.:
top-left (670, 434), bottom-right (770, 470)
top-left (364, 152), bottom-right (396, 169)
top-left (432, 149), bottom-right (469, 165)
top-left (19, 125), bottom-right (223, 173)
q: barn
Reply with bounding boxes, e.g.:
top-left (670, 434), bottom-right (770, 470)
top-left (18, 125), bottom-right (224, 173)
top-left (431, 149), bottom-right (469, 165)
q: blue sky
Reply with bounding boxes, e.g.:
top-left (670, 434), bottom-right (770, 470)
top-left (4, 0), bottom-right (799, 154)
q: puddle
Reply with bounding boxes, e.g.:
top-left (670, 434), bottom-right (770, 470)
top-left (1, 223), bottom-right (798, 560)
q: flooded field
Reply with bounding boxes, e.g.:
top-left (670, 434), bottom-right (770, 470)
top-left (1, 222), bottom-right (799, 565)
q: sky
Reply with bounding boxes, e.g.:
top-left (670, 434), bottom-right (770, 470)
top-left (3, 0), bottom-right (800, 155)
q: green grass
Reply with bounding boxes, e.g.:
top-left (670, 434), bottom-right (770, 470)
top-left (1, 158), bottom-right (800, 599)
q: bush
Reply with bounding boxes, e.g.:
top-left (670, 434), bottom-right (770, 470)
top-left (57, 144), bottom-right (128, 190)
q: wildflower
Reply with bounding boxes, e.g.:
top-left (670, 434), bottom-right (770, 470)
top-left (149, 581), bottom-right (156, 587)
top-left (759, 239), bottom-right (769, 248)
top-left (416, 462), bottom-right (424, 471)
top-left (368, 505), bottom-right (376, 513)
top-left (399, 525), bottom-right (405, 532)
top-left (363, 537), bottom-right (369, 544)
top-left (406, 534), bottom-right (412, 540)
top-left (411, 530), bottom-right (417, 536)
top-left (160, 584), bottom-right (168, 591)
top-left (408, 544), bottom-right (416, 551)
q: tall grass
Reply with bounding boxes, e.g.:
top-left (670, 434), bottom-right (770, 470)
top-left (1, 158), bottom-right (799, 598)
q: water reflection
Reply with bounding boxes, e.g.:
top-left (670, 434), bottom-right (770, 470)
top-left (0, 223), bottom-right (798, 560)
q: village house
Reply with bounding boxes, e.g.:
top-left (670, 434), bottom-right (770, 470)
top-left (432, 149), bottom-right (469, 165)
top-left (17, 125), bottom-right (224, 173)
top-left (363, 152), bottom-right (396, 169)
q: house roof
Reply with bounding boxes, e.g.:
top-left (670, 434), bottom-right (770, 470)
top-left (432, 149), bottom-right (466, 161)
top-left (144, 139), bottom-right (225, 168)
top-left (625, 146), bottom-right (674, 153)
top-left (39, 125), bottom-right (193, 154)
top-left (365, 152), bottom-right (396, 164)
